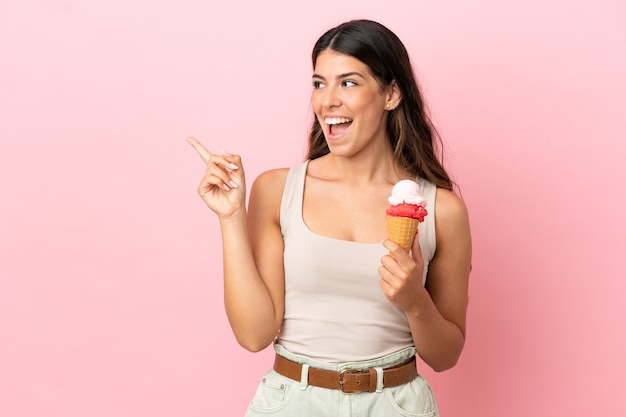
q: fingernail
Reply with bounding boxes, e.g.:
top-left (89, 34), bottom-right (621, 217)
top-left (222, 183), bottom-right (231, 191)
top-left (229, 180), bottom-right (238, 188)
top-left (220, 150), bottom-right (239, 169)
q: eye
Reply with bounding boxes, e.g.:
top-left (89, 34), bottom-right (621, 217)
top-left (342, 80), bottom-right (357, 87)
top-left (312, 81), bottom-right (325, 89)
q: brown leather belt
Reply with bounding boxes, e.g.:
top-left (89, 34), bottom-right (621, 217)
top-left (273, 354), bottom-right (418, 393)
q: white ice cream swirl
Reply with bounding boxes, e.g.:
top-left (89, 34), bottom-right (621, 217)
top-left (388, 180), bottom-right (427, 206)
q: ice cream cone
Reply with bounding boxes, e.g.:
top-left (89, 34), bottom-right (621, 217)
top-left (386, 215), bottom-right (419, 254)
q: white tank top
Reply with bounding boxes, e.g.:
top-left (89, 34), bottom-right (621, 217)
top-left (276, 161), bottom-right (437, 362)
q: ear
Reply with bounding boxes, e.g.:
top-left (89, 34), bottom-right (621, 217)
top-left (384, 80), bottom-right (402, 111)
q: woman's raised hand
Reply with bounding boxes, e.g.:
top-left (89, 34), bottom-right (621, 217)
top-left (186, 137), bottom-right (246, 219)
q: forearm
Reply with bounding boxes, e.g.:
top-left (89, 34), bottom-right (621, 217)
top-left (406, 292), bottom-right (466, 372)
top-left (220, 212), bottom-right (280, 351)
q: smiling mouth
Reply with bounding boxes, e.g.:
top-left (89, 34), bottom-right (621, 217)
top-left (325, 117), bottom-right (353, 135)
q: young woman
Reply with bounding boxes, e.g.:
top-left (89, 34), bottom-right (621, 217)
top-left (187, 19), bottom-right (471, 417)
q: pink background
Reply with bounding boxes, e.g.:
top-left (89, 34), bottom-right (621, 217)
top-left (1, 1), bottom-right (625, 416)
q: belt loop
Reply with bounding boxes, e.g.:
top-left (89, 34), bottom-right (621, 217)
top-left (374, 366), bottom-right (384, 392)
top-left (299, 363), bottom-right (310, 390)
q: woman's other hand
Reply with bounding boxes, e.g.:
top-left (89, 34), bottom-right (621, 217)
top-left (186, 137), bottom-right (246, 219)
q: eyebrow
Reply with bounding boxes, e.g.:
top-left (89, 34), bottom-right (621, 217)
top-left (312, 71), bottom-right (366, 80)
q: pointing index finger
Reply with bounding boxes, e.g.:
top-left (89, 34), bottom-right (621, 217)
top-left (185, 136), bottom-right (213, 163)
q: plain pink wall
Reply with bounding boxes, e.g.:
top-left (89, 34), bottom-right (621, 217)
top-left (1, 1), bottom-right (625, 416)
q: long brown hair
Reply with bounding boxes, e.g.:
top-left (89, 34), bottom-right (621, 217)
top-left (307, 20), bottom-right (453, 191)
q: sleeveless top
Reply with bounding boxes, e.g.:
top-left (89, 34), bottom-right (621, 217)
top-left (276, 161), bottom-right (437, 362)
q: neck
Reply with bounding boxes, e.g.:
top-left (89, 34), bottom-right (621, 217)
top-left (321, 143), bottom-right (407, 186)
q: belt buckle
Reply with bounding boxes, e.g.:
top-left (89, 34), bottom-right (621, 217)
top-left (338, 368), bottom-right (365, 393)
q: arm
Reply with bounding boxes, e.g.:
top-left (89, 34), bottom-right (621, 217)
top-left (186, 138), bottom-right (286, 352)
top-left (224, 168), bottom-right (287, 351)
top-left (379, 188), bottom-right (471, 372)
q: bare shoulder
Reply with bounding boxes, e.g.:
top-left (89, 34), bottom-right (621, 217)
top-left (252, 168), bottom-right (289, 192)
top-left (435, 188), bottom-right (469, 224)
top-left (249, 168), bottom-right (290, 214)
top-left (434, 188), bottom-right (471, 251)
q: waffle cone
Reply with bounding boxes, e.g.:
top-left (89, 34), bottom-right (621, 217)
top-left (386, 215), bottom-right (419, 254)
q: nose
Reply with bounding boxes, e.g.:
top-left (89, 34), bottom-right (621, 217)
top-left (322, 85), bottom-right (341, 109)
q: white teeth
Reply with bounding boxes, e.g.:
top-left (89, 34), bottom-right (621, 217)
top-left (325, 117), bottom-right (352, 125)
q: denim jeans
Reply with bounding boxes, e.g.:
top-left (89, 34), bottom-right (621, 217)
top-left (245, 344), bottom-right (439, 417)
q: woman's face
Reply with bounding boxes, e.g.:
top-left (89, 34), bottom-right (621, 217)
top-left (311, 49), bottom-right (397, 158)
